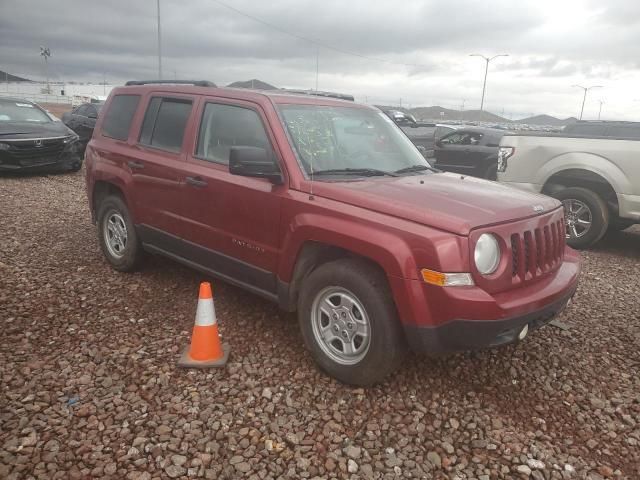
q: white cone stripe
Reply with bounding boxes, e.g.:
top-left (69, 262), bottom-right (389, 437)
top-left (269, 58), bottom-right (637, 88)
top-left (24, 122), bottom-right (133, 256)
top-left (195, 298), bottom-right (217, 326)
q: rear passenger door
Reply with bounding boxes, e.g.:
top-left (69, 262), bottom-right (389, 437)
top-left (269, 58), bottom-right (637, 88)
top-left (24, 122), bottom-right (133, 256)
top-left (181, 98), bottom-right (284, 297)
top-left (126, 95), bottom-right (196, 246)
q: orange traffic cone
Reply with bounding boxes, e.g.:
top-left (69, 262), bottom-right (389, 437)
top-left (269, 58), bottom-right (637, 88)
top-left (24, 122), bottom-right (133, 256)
top-left (178, 282), bottom-right (230, 368)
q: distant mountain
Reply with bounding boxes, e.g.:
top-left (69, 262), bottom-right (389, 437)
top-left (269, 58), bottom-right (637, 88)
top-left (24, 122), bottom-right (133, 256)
top-left (227, 79), bottom-right (277, 90)
top-left (0, 70), bottom-right (33, 82)
top-left (516, 114), bottom-right (577, 126)
top-left (406, 106), bottom-right (509, 123)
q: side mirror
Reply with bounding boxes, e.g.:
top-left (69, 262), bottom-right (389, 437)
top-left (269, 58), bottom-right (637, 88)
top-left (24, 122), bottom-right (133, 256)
top-left (435, 139), bottom-right (443, 147)
top-left (229, 146), bottom-right (283, 184)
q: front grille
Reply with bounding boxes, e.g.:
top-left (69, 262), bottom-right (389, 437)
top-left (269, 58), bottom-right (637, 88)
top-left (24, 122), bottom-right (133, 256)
top-left (3, 138), bottom-right (67, 161)
top-left (510, 219), bottom-right (565, 281)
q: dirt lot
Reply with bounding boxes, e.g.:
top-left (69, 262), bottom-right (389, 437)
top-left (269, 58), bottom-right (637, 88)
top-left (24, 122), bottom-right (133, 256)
top-left (40, 103), bottom-right (72, 119)
top-left (1, 171), bottom-right (639, 480)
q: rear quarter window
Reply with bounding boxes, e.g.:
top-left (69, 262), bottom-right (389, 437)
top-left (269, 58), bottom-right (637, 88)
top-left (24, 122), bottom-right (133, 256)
top-left (101, 94), bottom-right (141, 141)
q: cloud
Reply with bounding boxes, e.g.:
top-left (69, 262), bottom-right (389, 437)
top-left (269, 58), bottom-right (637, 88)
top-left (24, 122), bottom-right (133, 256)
top-left (0, 0), bottom-right (639, 120)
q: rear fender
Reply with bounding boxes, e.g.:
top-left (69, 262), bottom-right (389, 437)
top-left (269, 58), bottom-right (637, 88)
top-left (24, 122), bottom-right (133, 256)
top-left (540, 152), bottom-right (629, 194)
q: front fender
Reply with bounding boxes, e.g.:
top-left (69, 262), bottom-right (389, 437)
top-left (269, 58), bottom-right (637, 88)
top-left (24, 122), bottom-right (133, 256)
top-left (278, 212), bottom-right (416, 282)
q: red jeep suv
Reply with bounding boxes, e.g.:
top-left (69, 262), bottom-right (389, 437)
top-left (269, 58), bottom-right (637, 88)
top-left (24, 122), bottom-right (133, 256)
top-left (85, 80), bottom-right (580, 385)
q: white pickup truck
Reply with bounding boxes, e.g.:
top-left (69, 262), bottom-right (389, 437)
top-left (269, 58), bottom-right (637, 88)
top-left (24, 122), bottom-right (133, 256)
top-left (497, 122), bottom-right (640, 248)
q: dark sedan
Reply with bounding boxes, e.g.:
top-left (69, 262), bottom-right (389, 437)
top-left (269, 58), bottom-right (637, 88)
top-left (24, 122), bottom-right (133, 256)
top-left (0, 97), bottom-right (82, 172)
top-left (62, 102), bottom-right (103, 154)
top-left (433, 127), bottom-right (509, 180)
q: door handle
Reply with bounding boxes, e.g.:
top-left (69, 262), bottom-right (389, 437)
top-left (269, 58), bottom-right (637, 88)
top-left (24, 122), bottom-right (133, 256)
top-left (186, 176), bottom-right (208, 187)
top-left (127, 160), bottom-right (144, 170)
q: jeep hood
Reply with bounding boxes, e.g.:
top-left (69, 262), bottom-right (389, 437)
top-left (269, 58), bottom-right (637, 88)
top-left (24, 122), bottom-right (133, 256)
top-left (311, 173), bottom-right (561, 236)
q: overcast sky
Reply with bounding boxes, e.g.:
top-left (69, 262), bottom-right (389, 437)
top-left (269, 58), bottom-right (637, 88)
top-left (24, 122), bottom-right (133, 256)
top-left (2, 0), bottom-right (640, 120)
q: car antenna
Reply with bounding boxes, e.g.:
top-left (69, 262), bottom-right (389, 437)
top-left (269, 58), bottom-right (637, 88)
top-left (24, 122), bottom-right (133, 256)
top-left (309, 152), bottom-right (315, 200)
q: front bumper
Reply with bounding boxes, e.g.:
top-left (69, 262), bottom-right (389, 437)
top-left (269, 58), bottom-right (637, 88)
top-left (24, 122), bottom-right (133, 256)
top-left (404, 287), bottom-right (576, 353)
top-left (394, 249), bottom-right (580, 354)
top-left (0, 148), bottom-right (81, 172)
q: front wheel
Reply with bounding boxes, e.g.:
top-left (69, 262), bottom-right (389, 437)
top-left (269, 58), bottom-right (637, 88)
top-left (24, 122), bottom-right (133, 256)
top-left (552, 187), bottom-right (609, 249)
top-left (298, 259), bottom-right (406, 386)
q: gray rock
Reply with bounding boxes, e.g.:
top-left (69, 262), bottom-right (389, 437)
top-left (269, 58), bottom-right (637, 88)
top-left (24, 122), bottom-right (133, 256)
top-left (344, 445), bottom-right (362, 459)
top-left (427, 451), bottom-right (441, 468)
top-left (165, 465), bottom-right (186, 478)
top-left (517, 464), bottom-right (532, 476)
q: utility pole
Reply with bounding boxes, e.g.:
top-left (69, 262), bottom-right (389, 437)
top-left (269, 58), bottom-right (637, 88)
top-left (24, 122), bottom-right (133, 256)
top-left (40, 46), bottom-right (51, 93)
top-left (572, 84), bottom-right (602, 120)
top-left (157, 0), bottom-right (163, 79)
top-left (597, 99), bottom-right (604, 120)
top-left (469, 53), bottom-right (509, 111)
top-left (315, 47), bottom-right (319, 91)
top-left (460, 99), bottom-right (466, 120)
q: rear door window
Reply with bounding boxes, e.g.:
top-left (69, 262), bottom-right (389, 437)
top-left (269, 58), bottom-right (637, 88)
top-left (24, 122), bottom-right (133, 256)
top-left (101, 94), bottom-right (140, 141)
top-left (139, 97), bottom-right (192, 153)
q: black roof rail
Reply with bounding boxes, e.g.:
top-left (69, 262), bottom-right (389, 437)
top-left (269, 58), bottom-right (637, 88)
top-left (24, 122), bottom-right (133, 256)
top-left (282, 89), bottom-right (354, 101)
top-left (125, 80), bottom-right (216, 87)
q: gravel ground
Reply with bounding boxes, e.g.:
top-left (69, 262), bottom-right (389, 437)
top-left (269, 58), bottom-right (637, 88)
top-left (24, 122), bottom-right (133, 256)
top-left (1, 171), bottom-right (639, 480)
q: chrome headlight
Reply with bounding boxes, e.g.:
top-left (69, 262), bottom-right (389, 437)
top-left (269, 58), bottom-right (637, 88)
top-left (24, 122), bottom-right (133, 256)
top-left (474, 233), bottom-right (500, 275)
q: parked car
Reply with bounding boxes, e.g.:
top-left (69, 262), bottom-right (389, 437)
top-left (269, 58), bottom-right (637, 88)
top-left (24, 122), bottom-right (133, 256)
top-left (62, 102), bottom-right (104, 154)
top-left (85, 81), bottom-right (580, 385)
top-left (433, 127), bottom-right (508, 180)
top-left (498, 127), bottom-right (640, 248)
top-left (562, 120), bottom-right (640, 138)
top-left (434, 123), bottom-right (460, 140)
top-left (0, 97), bottom-right (81, 172)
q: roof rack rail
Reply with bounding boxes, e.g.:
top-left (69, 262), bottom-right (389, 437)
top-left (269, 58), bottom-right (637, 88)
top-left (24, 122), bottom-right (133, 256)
top-left (282, 89), bottom-right (354, 101)
top-left (125, 80), bottom-right (217, 87)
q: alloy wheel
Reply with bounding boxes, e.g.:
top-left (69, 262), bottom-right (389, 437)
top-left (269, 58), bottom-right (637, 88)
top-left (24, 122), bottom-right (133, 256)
top-left (310, 286), bottom-right (371, 365)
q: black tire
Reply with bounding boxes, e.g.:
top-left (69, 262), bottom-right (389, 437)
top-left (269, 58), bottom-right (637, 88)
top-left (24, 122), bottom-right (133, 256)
top-left (608, 217), bottom-right (635, 232)
top-left (484, 162), bottom-right (498, 181)
top-left (298, 258), bottom-right (406, 386)
top-left (96, 195), bottom-right (143, 272)
top-left (552, 187), bottom-right (609, 249)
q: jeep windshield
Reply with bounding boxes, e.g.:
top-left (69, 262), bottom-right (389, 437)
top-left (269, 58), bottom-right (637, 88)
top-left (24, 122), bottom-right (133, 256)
top-left (279, 104), bottom-right (432, 179)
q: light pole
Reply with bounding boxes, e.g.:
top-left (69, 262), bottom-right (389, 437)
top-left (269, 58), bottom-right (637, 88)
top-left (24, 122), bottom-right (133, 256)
top-left (597, 99), bottom-right (604, 120)
top-left (40, 46), bottom-right (51, 93)
top-left (156, 0), bottom-right (163, 79)
top-left (469, 53), bottom-right (508, 111)
top-left (572, 84), bottom-right (602, 120)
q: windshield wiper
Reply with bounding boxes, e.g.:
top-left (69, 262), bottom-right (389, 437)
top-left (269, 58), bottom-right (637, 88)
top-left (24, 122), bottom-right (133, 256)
top-left (394, 164), bottom-right (438, 174)
top-left (312, 168), bottom-right (398, 177)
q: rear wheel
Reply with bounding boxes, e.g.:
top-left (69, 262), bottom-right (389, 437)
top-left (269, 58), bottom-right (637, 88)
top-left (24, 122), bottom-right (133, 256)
top-left (608, 217), bottom-right (635, 232)
top-left (298, 258), bottom-right (406, 386)
top-left (97, 195), bottom-right (143, 271)
top-left (553, 187), bottom-right (609, 249)
top-left (484, 163), bottom-right (498, 181)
